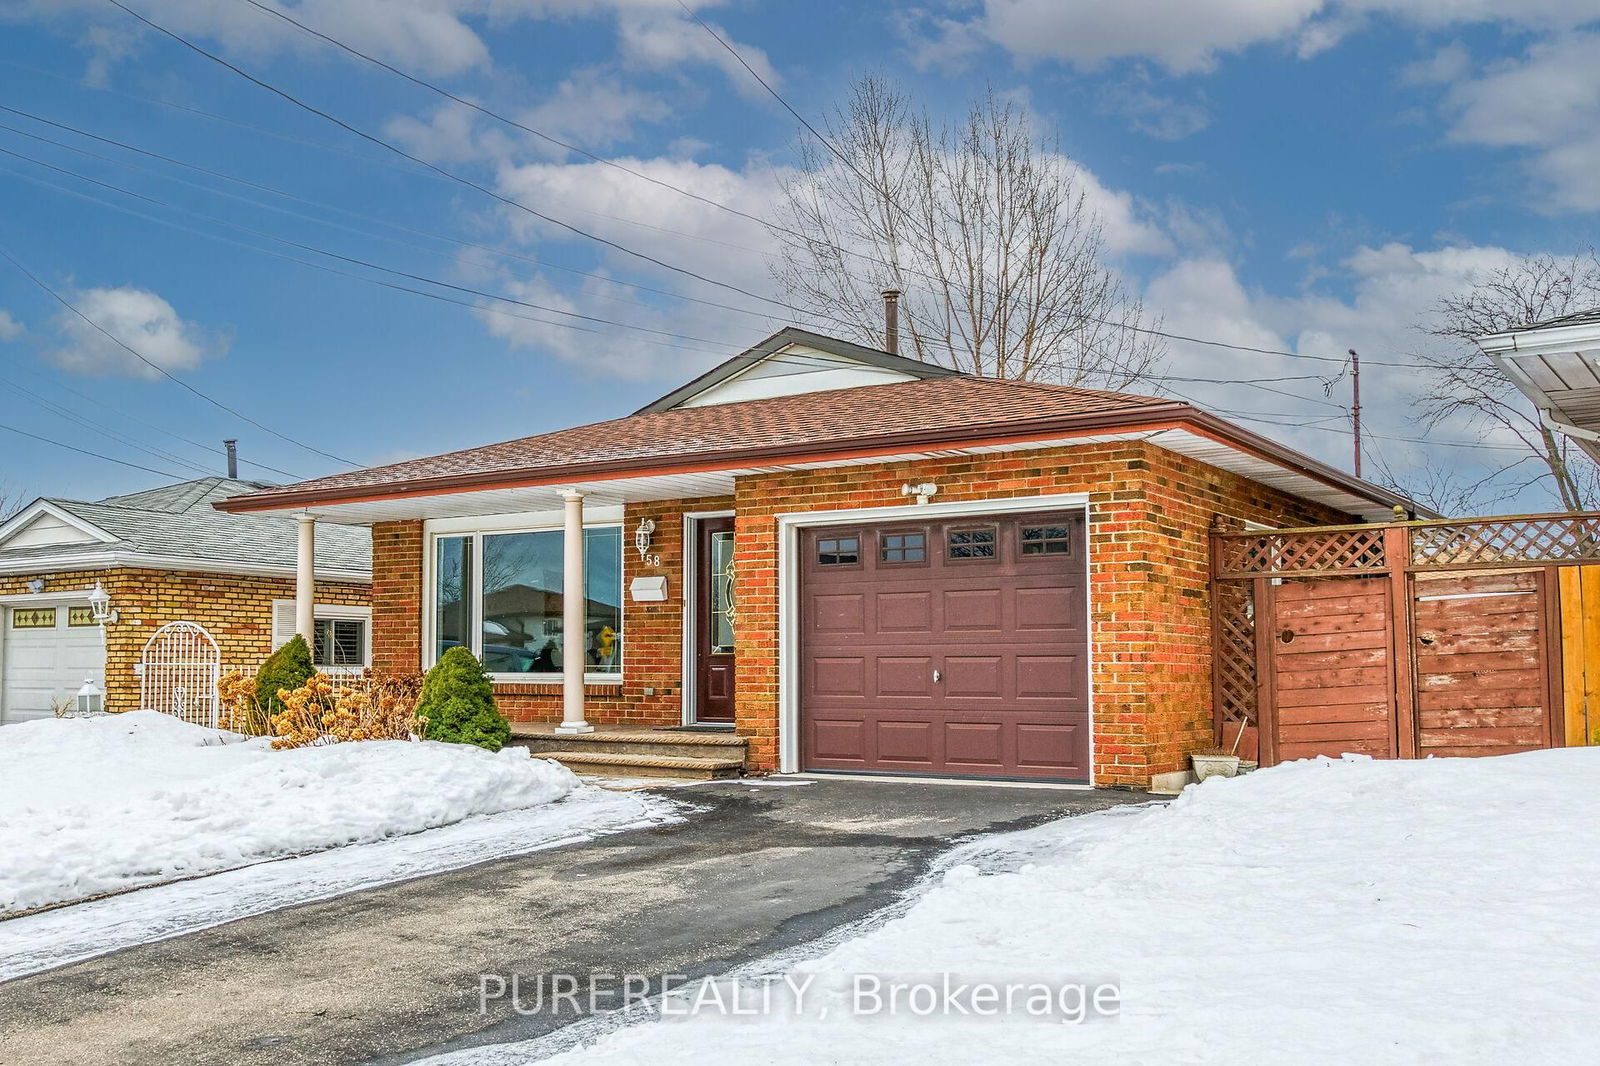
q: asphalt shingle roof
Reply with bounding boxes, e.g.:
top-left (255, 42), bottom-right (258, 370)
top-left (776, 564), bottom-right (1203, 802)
top-left (223, 375), bottom-right (1176, 504)
top-left (2, 477), bottom-right (370, 576)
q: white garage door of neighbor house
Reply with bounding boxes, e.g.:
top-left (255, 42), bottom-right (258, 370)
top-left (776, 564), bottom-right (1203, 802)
top-left (1, 603), bottom-right (105, 725)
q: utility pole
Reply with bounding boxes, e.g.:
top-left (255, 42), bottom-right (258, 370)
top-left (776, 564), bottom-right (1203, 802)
top-left (1349, 348), bottom-right (1362, 478)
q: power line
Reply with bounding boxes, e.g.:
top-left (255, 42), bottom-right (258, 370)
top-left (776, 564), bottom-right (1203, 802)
top-left (0, 419), bottom-right (190, 480)
top-left (0, 103), bottom-right (788, 329)
top-left (106, 0), bottom-right (809, 318)
top-left (0, 240), bottom-right (360, 467)
top-left (0, 370), bottom-right (218, 477)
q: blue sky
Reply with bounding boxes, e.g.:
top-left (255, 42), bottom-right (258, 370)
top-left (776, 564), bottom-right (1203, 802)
top-left (1, 0), bottom-right (1597, 510)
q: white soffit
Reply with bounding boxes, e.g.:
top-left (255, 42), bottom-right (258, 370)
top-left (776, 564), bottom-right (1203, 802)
top-left (287, 428), bottom-right (1390, 526)
top-left (1477, 319), bottom-right (1600, 464)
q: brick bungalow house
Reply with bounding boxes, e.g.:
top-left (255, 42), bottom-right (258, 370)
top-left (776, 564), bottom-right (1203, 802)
top-left (0, 477), bottom-right (370, 724)
top-left (216, 328), bottom-right (1414, 787)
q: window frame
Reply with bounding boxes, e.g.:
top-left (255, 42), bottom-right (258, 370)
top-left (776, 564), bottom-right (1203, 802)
top-left (1019, 521), bottom-right (1077, 557)
top-left (423, 513), bottom-right (627, 684)
top-left (877, 527), bottom-right (930, 567)
top-left (946, 524), bottom-right (1000, 562)
top-left (813, 531), bottom-right (864, 569)
top-left (272, 601), bottom-right (372, 674)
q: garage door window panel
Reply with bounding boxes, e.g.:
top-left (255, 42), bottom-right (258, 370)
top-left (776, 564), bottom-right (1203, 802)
top-left (879, 530), bottom-right (928, 565)
top-left (816, 534), bottom-right (862, 568)
top-left (1020, 524), bottom-right (1075, 556)
top-left (11, 608), bottom-right (56, 629)
top-left (947, 526), bottom-right (997, 561)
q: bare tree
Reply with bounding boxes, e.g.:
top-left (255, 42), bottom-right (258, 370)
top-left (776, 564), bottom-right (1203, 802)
top-left (773, 77), bottom-right (1164, 389)
top-left (1417, 252), bottom-right (1600, 513)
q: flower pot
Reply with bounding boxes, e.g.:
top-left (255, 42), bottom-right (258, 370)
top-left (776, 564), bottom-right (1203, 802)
top-left (1190, 753), bottom-right (1241, 781)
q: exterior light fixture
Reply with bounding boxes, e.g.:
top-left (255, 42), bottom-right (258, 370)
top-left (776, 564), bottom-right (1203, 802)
top-left (76, 677), bottom-right (104, 715)
top-left (634, 517), bottom-right (659, 564)
top-left (900, 482), bottom-right (939, 505)
top-left (26, 577), bottom-right (45, 594)
top-left (87, 581), bottom-right (117, 624)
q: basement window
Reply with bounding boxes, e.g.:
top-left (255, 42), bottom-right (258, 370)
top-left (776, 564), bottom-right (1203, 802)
top-left (817, 535), bottom-right (861, 566)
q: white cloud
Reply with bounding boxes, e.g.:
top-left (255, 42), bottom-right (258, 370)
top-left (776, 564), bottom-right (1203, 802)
top-left (1065, 162), bottom-right (1174, 257)
top-left (1437, 32), bottom-right (1600, 213)
top-left (6, 0), bottom-right (741, 84)
top-left (522, 67), bottom-right (672, 152)
top-left (1142, 242), bottom-right (1533, 487)
top-left (913, 1), bottom-right (1600, 74)
top-left (614, 9), bottom-right (780, 98)
top-left (49, 286), bottom-right (226, 379)
top-left (0, 310), bottom-right (23, 341)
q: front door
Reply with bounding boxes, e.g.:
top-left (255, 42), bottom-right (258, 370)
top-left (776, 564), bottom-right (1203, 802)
top-left (694, 517), bottom-right (736, 724)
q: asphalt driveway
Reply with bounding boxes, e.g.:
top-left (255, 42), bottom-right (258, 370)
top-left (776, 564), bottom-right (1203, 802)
top-left (0, 777), bottom-right (1147, 1066)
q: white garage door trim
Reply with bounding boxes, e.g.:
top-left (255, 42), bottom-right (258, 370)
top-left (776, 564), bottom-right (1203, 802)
top-left (774, 491), bottom-right (1094, 781)
top-left (1, 593), bottom-right (107, 725)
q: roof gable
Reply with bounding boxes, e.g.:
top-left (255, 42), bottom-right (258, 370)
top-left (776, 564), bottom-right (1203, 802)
top-left (636, 327), bottom-right (960, 413)
top-left (0, 501), bottom-right (117, 551)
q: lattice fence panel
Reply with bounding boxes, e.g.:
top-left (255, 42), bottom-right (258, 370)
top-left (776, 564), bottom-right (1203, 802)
top-left (1214, 580), bottom-right (1256, 732)
top-left (1217, 529), bottom-right (1387, 576)
top-left (1412, 514), bottom-right (1600, 569)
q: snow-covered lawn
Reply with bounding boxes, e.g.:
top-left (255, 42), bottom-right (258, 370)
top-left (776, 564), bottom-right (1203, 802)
top-left (440, 749), bottom-right (1600, 1065)
top-left (0, 711), bottom-right (661, 917)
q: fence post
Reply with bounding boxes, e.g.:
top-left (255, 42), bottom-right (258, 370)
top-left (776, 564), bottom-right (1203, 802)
top-left (1386, 524), bottom-right (1418, 760)
top-left (1252, 574), bottom-right (1278, 767)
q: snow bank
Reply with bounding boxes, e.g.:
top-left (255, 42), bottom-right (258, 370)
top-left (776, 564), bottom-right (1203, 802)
top-left (447, 750), bottom-right (1600, 1065)
top-left (0, 711), bottom-right (582, 914)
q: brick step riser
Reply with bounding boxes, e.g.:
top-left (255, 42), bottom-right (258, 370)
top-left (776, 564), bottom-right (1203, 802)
top-left (512, 738), bottom-right (749, 761)
top-left (536, 754), bottom-right (743, 780)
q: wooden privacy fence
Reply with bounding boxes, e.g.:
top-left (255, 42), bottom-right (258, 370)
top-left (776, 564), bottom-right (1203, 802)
top-left (1211, 512), bottom-right (1600, 766)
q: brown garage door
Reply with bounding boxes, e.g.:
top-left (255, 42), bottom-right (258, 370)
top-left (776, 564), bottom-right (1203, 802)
top-left (800, 511), bottom-right (1090, 781)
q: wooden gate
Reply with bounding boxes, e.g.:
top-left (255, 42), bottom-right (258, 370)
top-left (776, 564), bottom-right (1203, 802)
top-left (1213, 513), bottom-right (1600, 766)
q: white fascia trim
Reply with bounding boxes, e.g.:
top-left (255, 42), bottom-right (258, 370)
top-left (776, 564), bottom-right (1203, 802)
top-left (0, 590), bottom-right (97, 605)
top-left (1477, 321), bottom-right (1600, 357)
top-left (773, 490), bottom-right (1094, 778)
top-left (425, 506), bottom-right (626, 536)
top-left (0, 549), bottom-right (370, 584)
top-left (0, 500), bottom-right (119, 548)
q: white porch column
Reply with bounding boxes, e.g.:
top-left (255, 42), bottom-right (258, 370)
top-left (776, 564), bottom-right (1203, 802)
top-left (295, 514), bottom-right (316, 645)
top-left (556, 489), bottom-right (593, 734)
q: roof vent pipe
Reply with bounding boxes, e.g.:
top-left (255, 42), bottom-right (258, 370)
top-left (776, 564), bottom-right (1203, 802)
top-left (223, 439), bottom-right (238, 479)
top-left (881, 288), bottom-right (901, 355)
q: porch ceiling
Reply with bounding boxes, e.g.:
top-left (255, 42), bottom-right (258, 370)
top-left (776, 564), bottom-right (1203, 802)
top-left (284, 428), bottom-right (1399, 526)
top-left (1478, 315), bottom-right (1600, 465)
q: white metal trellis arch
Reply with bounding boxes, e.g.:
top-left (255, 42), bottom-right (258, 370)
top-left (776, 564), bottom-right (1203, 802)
top-left (137, 621), bottom-right (222, 728)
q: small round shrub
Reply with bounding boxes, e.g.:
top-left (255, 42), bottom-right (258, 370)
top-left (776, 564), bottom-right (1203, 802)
top-left (256, 634), bottom-right (315, 716)
top-left (419, 646), bottom-right (509, 752)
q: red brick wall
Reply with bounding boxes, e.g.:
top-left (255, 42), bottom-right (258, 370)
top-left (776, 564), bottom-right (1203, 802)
top-left (730, 441), bottom-right (1345, 784)
top-left (368, 441), bottom-right (1344, 785)
top-left (371, 496), bottom-right (733, 727)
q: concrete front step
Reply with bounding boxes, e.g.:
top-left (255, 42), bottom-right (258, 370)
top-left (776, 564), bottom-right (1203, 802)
top-left (510, 726), bottom-right (748, 762)
top-left (534, 749), bottom-right (745, 780)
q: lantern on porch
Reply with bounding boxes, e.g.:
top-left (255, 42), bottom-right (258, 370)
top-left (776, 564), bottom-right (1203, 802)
top-left (76, 678), bottom-right (104, 716)
top-left (634, 517), bottom-right (657, 561)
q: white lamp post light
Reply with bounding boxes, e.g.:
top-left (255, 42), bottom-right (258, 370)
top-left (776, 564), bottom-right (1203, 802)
top-left (76, 678), bottom-right (104, 715)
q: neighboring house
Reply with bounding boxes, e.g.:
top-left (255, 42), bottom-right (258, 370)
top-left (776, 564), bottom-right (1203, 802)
top-left (1476, 307), bottom-right (1600, 462)
top-left (0, 477), bottom-right (371, 724)
top-left (216, 327), bottom-right (1415, 787)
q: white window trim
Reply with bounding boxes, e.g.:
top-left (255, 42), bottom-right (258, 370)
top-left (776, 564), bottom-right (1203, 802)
top-left (421, 513), bottom-right (626, 685)
top-left (271, 601), bottom-right (373, 673)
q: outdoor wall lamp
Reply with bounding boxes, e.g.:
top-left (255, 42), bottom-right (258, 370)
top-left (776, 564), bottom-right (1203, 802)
top-left (87, 580), bottom-right (118, 624)
top-left (901, 482), bottom-right (939, 505)
top-left (634, 517), bottom-right (660, 565)
top-left (26, 577), bottom-right (45, 594)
